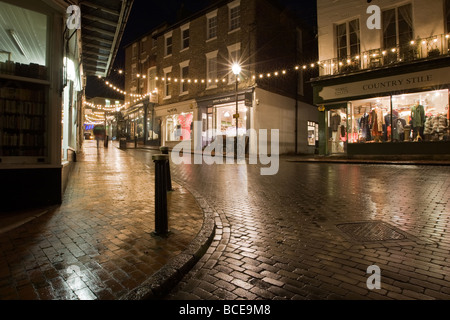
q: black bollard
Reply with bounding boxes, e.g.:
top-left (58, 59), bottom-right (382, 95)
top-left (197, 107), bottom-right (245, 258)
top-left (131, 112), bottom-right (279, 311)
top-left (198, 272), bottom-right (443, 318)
top-left (152, 154), bottom-right (169, 236)
top-left (160, 146), bottom-right (173, 191)
top-left (135, 135), bottom-right (138, 148)
top-left (104, 135), bottom-right (109, 148)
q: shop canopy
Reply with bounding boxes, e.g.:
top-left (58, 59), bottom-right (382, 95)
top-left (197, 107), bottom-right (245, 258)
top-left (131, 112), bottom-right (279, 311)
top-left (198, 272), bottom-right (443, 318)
top-left (80, 0), bottom-right (133, 77)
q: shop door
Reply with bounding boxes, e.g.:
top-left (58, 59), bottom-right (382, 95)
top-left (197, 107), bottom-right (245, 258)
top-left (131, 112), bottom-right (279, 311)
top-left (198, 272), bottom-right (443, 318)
top-left (327, 108), bottom-right (347, 155)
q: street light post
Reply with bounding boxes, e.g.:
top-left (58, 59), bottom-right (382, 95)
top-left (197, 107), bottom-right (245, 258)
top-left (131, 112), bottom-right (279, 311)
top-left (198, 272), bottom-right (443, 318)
top-left (232, 63), bottom-right (241, 141)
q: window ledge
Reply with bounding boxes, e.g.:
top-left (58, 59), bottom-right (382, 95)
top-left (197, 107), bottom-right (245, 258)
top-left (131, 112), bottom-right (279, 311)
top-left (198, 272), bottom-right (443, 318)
top-left (228, 27), bottom-right (241, 35)
top-left (163, 96), bottom-right (172, 100)
top-left (206, 37), bottom-right (217, 43)
top-left (180, 48), bottom-right (189, 53)
top-left (164, 54), bottom-right (172, 59)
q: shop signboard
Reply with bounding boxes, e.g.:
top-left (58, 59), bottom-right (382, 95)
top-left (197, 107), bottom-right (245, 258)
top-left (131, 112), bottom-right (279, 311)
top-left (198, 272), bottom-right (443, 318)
top-left (317, 66), bottom-right (450, 101)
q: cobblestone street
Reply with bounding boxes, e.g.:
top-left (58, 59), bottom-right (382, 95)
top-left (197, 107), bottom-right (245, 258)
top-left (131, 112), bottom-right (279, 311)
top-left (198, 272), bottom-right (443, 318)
top-left (1, 142), bottom-right (450, 301)
top-left (129, 149), bottom-right (450, 300)
top-left (0, 142), bottom-right (203, 300)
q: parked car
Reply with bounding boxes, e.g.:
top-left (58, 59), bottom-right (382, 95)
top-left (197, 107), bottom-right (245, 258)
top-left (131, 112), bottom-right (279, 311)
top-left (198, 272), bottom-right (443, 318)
top-left (84, 133), bottom-right (93, 140)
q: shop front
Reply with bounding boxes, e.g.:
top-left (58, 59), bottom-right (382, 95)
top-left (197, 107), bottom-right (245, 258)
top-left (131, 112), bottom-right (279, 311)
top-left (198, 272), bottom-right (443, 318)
top-left (313, 62), bottom-right (450, 157)
top-left (156, 100), bottom-right (196, 148)
top-left (121, 100), bottom-right (159, 145)
top-left (197, 91), bottom-right (252, 150)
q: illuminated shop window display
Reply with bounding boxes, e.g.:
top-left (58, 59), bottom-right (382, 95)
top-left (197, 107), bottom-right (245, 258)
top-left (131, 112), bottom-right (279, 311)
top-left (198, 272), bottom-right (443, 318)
top-left (166, 112), bottom-right (193, 142)
top-left (216, 103), bottom-right (247, 137)
top-left (348, 89), bottom-right (449, 144)
top-left (328, 108), bottom-right (347, 154)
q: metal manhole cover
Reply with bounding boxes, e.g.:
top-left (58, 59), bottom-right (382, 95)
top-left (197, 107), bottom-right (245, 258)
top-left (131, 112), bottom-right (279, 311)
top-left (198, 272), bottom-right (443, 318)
top-left (336, 221), bottom-right (407, 242)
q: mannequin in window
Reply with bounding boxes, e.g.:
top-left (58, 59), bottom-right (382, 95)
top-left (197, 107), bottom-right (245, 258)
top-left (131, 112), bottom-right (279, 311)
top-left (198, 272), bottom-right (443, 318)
top-left (370, 106), bottom-right (384, 142)
top-left (330, 111), bottom-right (341, 153)
top-left (330, 112), bottom-right (341, 133)
top-left (411, 99), bottom-right (425, 141)
top-left (359, 112), bottom-right (371, 142)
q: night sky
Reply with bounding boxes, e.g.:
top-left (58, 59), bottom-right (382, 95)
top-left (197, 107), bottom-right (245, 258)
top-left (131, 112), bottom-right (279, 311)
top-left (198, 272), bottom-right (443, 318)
top-left (85, 0), bottom-right (318, 99)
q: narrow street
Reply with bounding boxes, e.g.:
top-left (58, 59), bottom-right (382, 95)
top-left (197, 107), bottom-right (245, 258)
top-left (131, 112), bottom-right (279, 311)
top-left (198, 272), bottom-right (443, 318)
top-left (129, 148), bottom-right (450, 300)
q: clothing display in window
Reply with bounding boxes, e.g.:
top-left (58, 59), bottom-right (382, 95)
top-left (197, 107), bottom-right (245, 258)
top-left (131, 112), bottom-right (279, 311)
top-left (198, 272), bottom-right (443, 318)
top-left (424, 114), bottom-right (448, 141)
top-left (359, 113), bottom-right (371, 141)
top-left (411, 102), bottom-right (425, 141)
top-left (330, 113), bottom-right (341, 132)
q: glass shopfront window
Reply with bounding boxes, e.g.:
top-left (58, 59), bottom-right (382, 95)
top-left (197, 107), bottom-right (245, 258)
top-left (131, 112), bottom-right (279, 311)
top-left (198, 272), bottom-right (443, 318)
top-left (147, 118), bottom-right (160, 142)
top-left (348, 96), bottom-right (391, 143)
top-left (393, 90), bottom-right (449, 142)
top-left (0, 2), bottom-right (48, 70)
top-left (327, 108), bottom-right (347, 154)
top-left (216, 102), bottom-right (247, 137)
top-left (127, 109), bottom-right (145, 139)
top-left (348, 89), bottom-right (449, 144)
top-left (166, 112), bottom-right (193, 142)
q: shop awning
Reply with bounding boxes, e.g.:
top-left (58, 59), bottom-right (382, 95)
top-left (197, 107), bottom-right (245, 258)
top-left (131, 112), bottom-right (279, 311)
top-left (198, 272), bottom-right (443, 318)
top-left (80, 0), bottom-right (133, 77)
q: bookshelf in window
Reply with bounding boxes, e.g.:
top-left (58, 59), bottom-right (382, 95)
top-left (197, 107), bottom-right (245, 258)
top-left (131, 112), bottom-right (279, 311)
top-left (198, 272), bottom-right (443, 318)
top-left (0, 75), bottom-right (48, 161)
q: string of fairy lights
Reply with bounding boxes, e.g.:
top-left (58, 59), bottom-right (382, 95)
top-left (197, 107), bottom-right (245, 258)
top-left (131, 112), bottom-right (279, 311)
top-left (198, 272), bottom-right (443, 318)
top-left (84, 62), bottom-right (310, 123)
top-left (84, 32), bottom-right (450, 124)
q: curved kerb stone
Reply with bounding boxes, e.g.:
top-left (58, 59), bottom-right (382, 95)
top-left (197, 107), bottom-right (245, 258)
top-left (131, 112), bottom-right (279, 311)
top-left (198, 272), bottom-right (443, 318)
top-left (120, 177), bottom-right (216, 300)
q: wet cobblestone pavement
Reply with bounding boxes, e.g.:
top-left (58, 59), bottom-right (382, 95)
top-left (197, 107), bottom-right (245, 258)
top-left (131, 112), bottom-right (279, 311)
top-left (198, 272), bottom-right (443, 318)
top-left (0, 141), bottom-right (203, 300)
top-left (1, 141), bottom-right (450, 301)
top-left (129, 149), bottom-right (450, 300)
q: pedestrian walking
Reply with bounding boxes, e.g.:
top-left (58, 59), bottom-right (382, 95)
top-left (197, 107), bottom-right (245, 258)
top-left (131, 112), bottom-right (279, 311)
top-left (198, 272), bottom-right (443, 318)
top-left (93, 125), bottom-right (105, 148)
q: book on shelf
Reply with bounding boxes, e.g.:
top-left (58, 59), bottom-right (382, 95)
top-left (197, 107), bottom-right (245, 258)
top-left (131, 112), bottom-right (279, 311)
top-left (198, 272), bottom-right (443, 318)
top-left (0, 77), bottom-right (47, 158)
top-left (0, 61), bottom-right (47, 80)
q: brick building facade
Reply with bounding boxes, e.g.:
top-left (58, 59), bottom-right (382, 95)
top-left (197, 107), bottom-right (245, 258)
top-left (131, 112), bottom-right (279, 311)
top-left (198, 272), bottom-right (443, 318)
top-left (123, 0), bottom-right (318, 154)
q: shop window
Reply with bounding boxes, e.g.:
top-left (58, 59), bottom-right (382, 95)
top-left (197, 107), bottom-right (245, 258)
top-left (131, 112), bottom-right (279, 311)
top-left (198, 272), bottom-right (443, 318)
top-left (166, 113), bottom-right (193, 142)
top-left (0, 2), bottom-right (48, 68)
top-left (0, 2), bottom-right (49, 161)
top-left (327, 108), bottom-right (347, 154)
top-left (348, 97), bottom-right (391, 144)
top-left (308, 121), bottom-right (318, 147)
top-left (347, 90), bottom-right (449, 144)
top-left (216, 103), bottom-right (247, 137)
top-left (392, 90), bottom-right (449, 142)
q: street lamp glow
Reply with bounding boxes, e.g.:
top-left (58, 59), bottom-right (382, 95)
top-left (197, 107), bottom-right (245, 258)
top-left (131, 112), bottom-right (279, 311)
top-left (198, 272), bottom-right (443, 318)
top-left (232, 63), bottom-right (241, 75)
